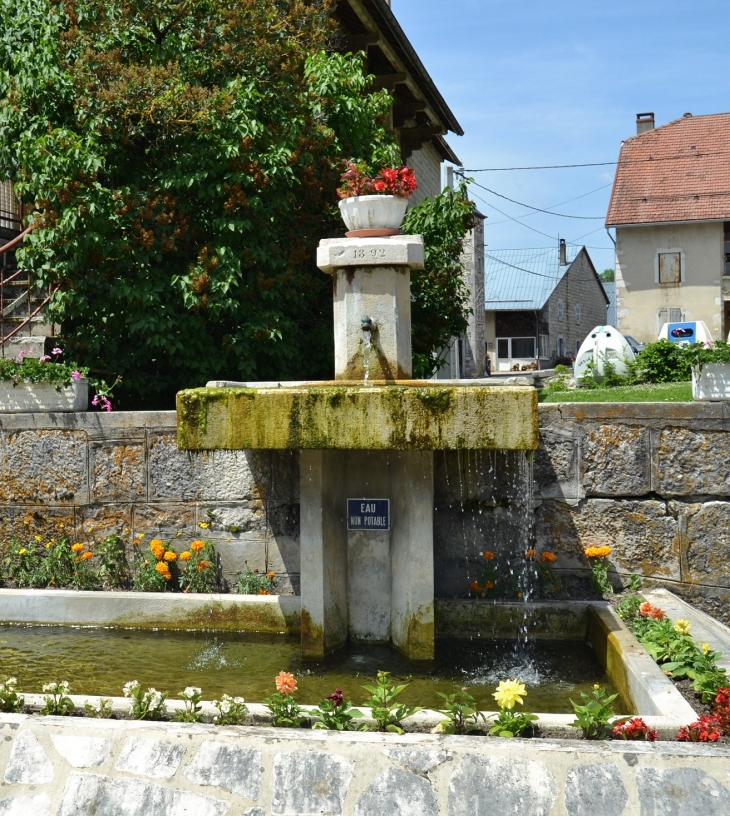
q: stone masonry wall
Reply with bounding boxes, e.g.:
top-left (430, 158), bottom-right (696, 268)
top-left (0, 413), bottom-right (300, 593)
top-left (2, 403), bottom-right (730, 624)
top-left (535, 402), bottom-right (730, 624)
top-left (2, 713), bottom-right (730, 815)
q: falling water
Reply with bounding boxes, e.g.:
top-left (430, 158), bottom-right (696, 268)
top-left (362, 328), bottom-right (372, 386)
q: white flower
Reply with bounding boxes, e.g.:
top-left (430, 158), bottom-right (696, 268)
top-left (60, 681), bottom-right (70, 693)
top-left (42, 683), bottom-right (55, 693)
top-left (182, 687), bottom-right (201, 699)
top-left (220, 700), bottom-right (231, 714)
top-left (233, 697), bottom-right (245, 705)
top-left (7, 678), bottom-right (16, 687)
top-left (123, 681), bottom-right (139, 697)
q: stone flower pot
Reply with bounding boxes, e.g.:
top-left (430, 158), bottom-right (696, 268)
top-left (0, 378), bottom-right (88, 412)
top-left (338, 195), bottom-right (408, 237)
top-left (691, 363), bottom-right (730, 400)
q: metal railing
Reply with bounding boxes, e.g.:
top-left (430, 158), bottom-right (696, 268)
top-left (0, 224), bottom-right (57, 354)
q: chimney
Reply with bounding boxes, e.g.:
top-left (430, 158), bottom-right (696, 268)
top-left (636, 112), bottom-right (655, 135)
top-left (559, 238), bottom-right (567, 266)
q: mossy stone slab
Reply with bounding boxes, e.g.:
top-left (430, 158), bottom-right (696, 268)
top-left (177, 384), bottom-right (538, 451)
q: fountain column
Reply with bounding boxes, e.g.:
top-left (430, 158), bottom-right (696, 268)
top-left (299, 235), bottom-right (434, 659)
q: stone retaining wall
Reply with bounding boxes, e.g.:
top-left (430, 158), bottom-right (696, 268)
top-left (2, 404), bottom-right (729, 622)
top-left (2, 714), bottom-right (730, 816)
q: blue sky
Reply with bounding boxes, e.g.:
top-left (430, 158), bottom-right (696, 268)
top-left (393, 0), bottom-right (730, 274)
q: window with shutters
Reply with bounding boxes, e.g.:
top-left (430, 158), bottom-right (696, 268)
top-left (575, 304), bottom-right (582, 324)
top-left (557, 300), bottom-right (564, 319)
top-left (657, 307), bottom-right (683, 333)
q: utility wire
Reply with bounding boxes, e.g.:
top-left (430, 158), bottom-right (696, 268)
top-left (462, 149), bottom-right (730, 172)
top-left (465, 177), bottom-right (604, 219)
top-left (483, 182), bottom-right (614, 227)
top-left (469, 189), bottom-right (559, 241)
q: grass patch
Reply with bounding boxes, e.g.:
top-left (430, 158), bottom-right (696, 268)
top-left (539, 381), bottom-right (693, 403)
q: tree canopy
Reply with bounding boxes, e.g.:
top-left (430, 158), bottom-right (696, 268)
top-left (0, 0), bottom-right (473, 406)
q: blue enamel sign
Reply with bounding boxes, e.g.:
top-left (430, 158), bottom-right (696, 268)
top-left (347, 499), bottom-right (390, 531)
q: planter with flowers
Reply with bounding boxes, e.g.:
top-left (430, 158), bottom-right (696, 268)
top-left (0, 347), bottom-right (118, 412)
top-left (337, 161), bottom-right (417, 237)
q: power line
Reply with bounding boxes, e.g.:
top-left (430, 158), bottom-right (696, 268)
top-left (469, 189), bottom-right (559, 241)
top-left (483, 182), bottom-right (613, 228)
top-left (466, 178), bottom-right (604, 219)
top-left (462, 148), bottom-right (730, 172)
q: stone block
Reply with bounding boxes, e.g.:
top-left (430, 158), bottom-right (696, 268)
top-left (354, 769), bottom-right (438, 816)
top-left (4, 730), bottom-right (54, 784)
top-left (132, 503), bottom-right (196, 541)
top-left (564, 763), bottom-right (628, 816)
top-left (75, 505), bottom-right (133, 544)
top-left (383, 748), bottom-right (452, 774)
top-left (535, 499), bottom-right (681, 580)
top-left (266, 536), bottom-right (300, 575)
top-left (51, 735), bottom-right (111, 768)
top-left (0, 506), bottom-right (75, 549)
top-left (0, 430), bottom-right (87, 503)
top-left (655, 428), bottom-right (730, 495)
top-left (148, 433), bottom-right (267, 501)
top-left (533, 432), bottom-right (578, 498)
top-left (637, 767), bottom-right (730, 814)
top-left (273, 572), bottom-right (300, 595)
top-left (177, 385), bottom-right (539, 452)
top-left (670, 582), bottom-right (730, 627)
top-left (678, 502), bottom-right (730, 588)
top-left (196, 502), bottom-right (268, 537)
top-left (316, 235), bottom-right (425, 274)
top-left (115, 737), bottom-right (185, 779)
top-left (56, 772), bottom-right (229, 816)
top-left (267, 502), bottom-right (300, 537)
top-left (581, 425), bottom-right (651, 496)
top-left (0, 795), bottom-right (52, 816)
top-left (272, 750), bottom-right (355, 816)
top-left (213, 537), bottom-right (267, 582)
top-left (184, 741), bottom-right (261, 800)
top-left (90, 441), bottom-right (146, 502)
top-left (448, 755), bottom-right (557, 816)
top-left (270, 451), bottom-right (299, 501)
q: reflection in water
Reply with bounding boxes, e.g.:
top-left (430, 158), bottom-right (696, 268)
top-left (0, 624), bottom-right (624, 713)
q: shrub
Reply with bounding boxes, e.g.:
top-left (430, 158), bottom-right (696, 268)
top-left (635, 340), bottom-right (692, 383)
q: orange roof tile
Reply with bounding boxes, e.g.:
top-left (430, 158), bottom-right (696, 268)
top-left (606, 113), bottom-right (730, 226)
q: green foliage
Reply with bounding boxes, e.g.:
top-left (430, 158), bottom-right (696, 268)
top-left (488, 708), bottom-right (538, 738)
top-left (361, 671), bottom-right (421, 734)
top-left (0, 677), bottom-right (24, 713)
top-left (265, 692), bottom-right (307, 728)
top-left (539, 381), bottom-right (693, 404)
top-left (178, 540), bottom-right (219, 593)
top-left (616, 593), bottom-right (643, 621)
top-left (629, 573), bottom-right (643, 591)
top-left (632, 615), bottom-right (728, 703)
top-left (0, 356), bottom-right (87, 390)
top-left (84, 698), bottom-right (113, 718)
top-left (123, 680), bottom-right (168, 720)
top-left (683, 339), bottom-right (730, 370)
top-left (41, 681), bottom-right (75, 716)
top-left (569, 685), bottom-right (619, 740)
top-left (0, 0), bottom-right (470, 406)
top-left (174, 686), bottom-right (204, 723)
top-left (435, 686), bottom-right (485, 735)
top-left (634, 339), bottom-right (691, 383)
top-left (402, 183), bottom-right (476, 378)
top-left (589, 558), bottom-right (613, 596)
top-left (95, 534), bottom-right (130, 589)
top-left (599, 269), bottom-right (615, 282)
top-left (213, 694), bottom-right (248, 725)
top-left (234, 564), bottom-right (277, 595)
top-left (311, 688), bottom-right (366, 731)
top-left (544, 364), bottom-right (570, 395)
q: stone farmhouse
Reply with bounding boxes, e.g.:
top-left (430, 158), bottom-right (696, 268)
top-left (484, 241), bottom-right (608, 372)
top-left (606, 111), bottom-right (730, 343)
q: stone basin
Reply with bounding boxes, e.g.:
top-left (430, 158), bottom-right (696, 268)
top-left (176, 381), bottom-right (538, 452)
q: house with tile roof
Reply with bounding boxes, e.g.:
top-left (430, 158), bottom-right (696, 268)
top-left (484, 241), bottom-right (608, 372)
top-left (606, 112), bottom-right (730, 343)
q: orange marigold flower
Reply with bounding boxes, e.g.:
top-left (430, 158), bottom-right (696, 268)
top-left (150, 538), bottom-right (163, 548)
top-left (650, 606), bottom-right (666, 620)
top-left (540, 551), bottom-right (557, 563)
top-left (155, 562), bottom-right (170, 577)
top-left (258, 589), bottom-right (270, 595)
top-left (197, 560), bottom-right (211, 572)
top-left (150, 543), bottom-right (165, 560)
top-left (190, 540), bottom-right (205, 552)
top-left (132, 539), bottom-right (141, 547)
top-left (525, 549), bottom-right (536, 559)
top-left (275, 671), bottom-right (297, 694)
top-left (71, 543), bottom-right (85, 553)
top-left (584, 545), bottom-right (612, 559)
top-left (163, 551), bottom-right (177, 562)
top-left (179, 551), bottom-right (192, 561)
top-left (81, 551), bottom-right (93, 561)
top-left (470, 580), bottom-right (483, 595)
top-left (267, 571), bottom-right (276, 580)
top-left (485, 580), bottom-right (494, 590)
top-left (483, 551), bottom-right (495, 560)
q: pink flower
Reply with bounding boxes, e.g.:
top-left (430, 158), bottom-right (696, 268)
top-left (91, 395), bottom-right (99, 406)
top-left (17, 350), bottom-right (26, 358)
top-left (52, 347), bottom-right (62, 356)
top-left (275, 671), bottom-right (297, 694)
top-left (71, 370), bottom-right (81, 380)
top-left (39, 355), bottom-right (51, 362)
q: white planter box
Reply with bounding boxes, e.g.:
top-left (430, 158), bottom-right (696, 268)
top-left (0, 378), bottom-right (88, 412)
top-left (338, 194), bottom-right (408, 233)
top-left (692, 363), bottom-right (730, 400)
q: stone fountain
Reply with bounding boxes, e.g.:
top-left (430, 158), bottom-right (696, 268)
top-left (177, 233), bottom-right (538, 659)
